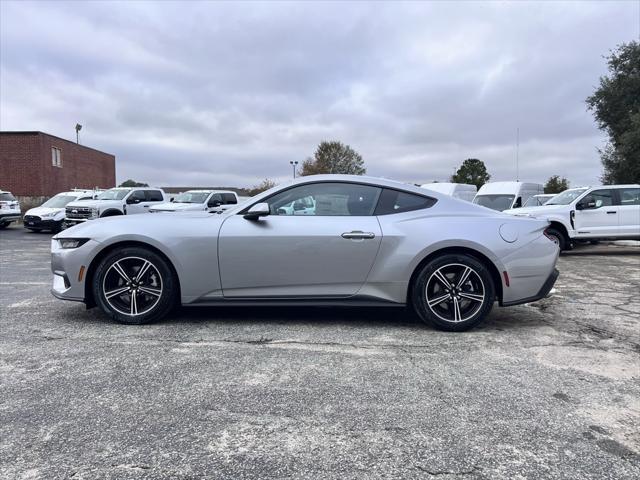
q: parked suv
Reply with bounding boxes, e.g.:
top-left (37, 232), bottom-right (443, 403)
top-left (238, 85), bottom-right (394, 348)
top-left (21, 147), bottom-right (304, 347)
top-left (149, 190), bottom-right (238, 213)
top-left (24, 189), bottom-right (99, 233)
top-left (0, 190), bottom-right (21, 228)
top-left (504, 185), bottom-right (640, 250)
top-left (64, 187), bottom-right (167, 228)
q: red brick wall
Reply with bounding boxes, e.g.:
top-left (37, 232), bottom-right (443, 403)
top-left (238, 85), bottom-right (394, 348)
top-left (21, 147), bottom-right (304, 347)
top-left (0, 132), bottom-right (116, 196)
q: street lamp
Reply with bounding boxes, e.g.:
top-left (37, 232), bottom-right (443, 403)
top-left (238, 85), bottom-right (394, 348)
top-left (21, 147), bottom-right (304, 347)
top-left (75, 123), bottom-right (82, 144)
top-left (289, 160), bottom-right (298, 179)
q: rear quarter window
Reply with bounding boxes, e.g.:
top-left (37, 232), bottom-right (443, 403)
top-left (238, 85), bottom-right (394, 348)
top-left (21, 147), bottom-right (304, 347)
top-left (374, 189), bottom-right (436, 215)
top-left (222, 193), bottom-right (237, 204)
top-left (146, 190), bottom-right (164, 202)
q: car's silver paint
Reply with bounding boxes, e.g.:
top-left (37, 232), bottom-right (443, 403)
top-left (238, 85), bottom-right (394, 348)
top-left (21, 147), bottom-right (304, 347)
top-left (51, 175), bottom-right (559, 309)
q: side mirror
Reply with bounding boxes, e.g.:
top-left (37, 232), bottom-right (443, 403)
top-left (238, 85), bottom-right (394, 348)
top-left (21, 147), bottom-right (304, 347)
top-left (208, 200), bottom-right (222, 208)
top-left (575, 202), bottom-right (584, 210)
top-left (127, 197), bottom-right (141, 204)
top-left (243, 202), bottom-right (270, 220)
top-left (170, 197), bottom-right (175, 202)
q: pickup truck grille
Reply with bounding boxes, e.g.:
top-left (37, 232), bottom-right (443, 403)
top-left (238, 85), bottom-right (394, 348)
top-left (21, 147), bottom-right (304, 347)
top-left (65, 206), bottom-right (94, 220)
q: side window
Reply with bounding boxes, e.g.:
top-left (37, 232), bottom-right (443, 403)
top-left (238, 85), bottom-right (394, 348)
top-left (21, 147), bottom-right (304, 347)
top-left (374, 189), bottom-right (436, 215)
top-left (619, 188), bottom-right (640, 206)
top-left (145, 190), bottom-right (164, 202)
top-left (222, 193), bottom-right (237, 204)
top-left (129, 190), bottom-right (146, 203)
top-left (264, 182), bottom-right (381, 216)
top-left (583, 189), bottom-right (614, 208)
top-left (208, 194), bottom-right (223, 207)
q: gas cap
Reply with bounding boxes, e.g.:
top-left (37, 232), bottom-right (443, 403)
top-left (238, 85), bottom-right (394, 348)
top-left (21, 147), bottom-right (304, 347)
top-left (499, 223), bottom-right (518, 243)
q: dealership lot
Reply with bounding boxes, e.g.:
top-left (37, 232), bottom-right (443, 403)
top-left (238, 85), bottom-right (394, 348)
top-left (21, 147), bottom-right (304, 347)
top-left (1, 225), bottom-right (638, 479)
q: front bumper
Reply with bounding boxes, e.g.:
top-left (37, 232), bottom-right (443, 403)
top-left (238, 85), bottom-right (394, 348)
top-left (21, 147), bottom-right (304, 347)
top-left (50, 238), bottom-right (102, 303)
top-left (24, 218), bottom-right (63, 230)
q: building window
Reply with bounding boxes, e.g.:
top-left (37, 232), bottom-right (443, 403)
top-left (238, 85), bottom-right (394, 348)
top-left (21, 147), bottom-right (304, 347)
top-left (51, 147), bottom-right (62, 167)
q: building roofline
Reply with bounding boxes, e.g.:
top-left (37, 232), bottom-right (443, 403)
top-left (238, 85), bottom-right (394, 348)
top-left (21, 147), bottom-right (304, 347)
top-left (0, 131), bottom-right (115, 157)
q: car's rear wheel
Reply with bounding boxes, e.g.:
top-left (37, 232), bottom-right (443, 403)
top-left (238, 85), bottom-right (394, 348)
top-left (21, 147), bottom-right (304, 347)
top-left (92, 247), bottom-right (177, 325)
top-left (412, 254), bottom-right (495, 332)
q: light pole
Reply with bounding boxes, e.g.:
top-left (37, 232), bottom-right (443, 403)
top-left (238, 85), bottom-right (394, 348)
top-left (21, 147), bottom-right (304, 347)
top-left (75, 123), bottom-right (82, 144)
top-left (289, 160), bottom-right (298, 179)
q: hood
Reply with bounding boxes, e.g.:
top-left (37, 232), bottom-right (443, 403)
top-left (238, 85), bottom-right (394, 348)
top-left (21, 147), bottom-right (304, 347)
top-left (26, 206), bottom-right (64, 216)
top-left (150, 202), bottom-right (204, 211)
top-left (65, 199), bottom-right (105, 209)
top-left (503, 204), bottom-right (567, 216)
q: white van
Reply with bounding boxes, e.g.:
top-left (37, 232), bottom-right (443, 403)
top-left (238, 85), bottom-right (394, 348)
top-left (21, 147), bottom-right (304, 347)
top-left (473, 182), bottom-right (544, 211)
top-left (420, 183), bottom-right (477, 202)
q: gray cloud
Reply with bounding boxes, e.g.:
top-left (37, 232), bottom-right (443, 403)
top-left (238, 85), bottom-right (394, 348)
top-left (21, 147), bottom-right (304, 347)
top-left (1, 0), bottom-right (638, 188)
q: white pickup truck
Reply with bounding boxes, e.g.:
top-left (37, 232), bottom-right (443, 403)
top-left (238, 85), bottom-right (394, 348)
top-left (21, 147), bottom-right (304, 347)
top-left (149, 190), bottom-right (238, 213)
top-left (504, 184), bottom-right (640, 250)
top-left (64, 187), bottom-right (167, 228)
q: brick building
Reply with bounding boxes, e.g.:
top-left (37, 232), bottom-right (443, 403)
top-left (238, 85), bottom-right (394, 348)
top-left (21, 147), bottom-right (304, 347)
top-left (0, 131), bottom-right (116, 198)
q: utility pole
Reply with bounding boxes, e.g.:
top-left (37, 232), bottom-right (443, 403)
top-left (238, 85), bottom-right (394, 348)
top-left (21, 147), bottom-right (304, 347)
top-left (75, 123), bottom-right (82, 144)
top-left (289, 160), bottom-right (298, 179)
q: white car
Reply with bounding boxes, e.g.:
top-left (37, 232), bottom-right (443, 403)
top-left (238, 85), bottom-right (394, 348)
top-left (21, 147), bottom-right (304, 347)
top-left (504, 184), bottom-right (640, 250)
top-left (150, 190), bottom-right (238, 213)
top-left (473, 182), bottom-right (544, 211)
top-left (421, 183), bottom-right (477, 202)
top-left (24, 189), bottom-right (98, 233)
top-left (64, 187), bottom-right (167, 228)
top-left (0, 190), bottom-right (21, 228)
top-left (522, 194), bottom-right (556, 208)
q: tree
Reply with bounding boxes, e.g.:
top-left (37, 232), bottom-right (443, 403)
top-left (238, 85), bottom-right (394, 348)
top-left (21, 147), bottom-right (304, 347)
top-left (299, 141), bottom-right (366, 176)
top-left (586, 41), bottom-right (640, 184)
top-left (246, 178), bottom-right (276, 197)
top-left (544, 175), bottom-right (569, 194)
top-left (119, 179), bottom-right (149, 187)
top-left (450, 158), bottom-right (491, 189)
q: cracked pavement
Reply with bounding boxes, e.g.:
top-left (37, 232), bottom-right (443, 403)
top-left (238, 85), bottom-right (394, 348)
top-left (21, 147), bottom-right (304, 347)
top-left (1, 226), bottom-right (639, 479)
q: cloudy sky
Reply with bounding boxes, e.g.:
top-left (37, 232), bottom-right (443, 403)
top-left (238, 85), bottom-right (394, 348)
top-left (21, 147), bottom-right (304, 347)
top-left (1, 1), bottom-right (638, 188)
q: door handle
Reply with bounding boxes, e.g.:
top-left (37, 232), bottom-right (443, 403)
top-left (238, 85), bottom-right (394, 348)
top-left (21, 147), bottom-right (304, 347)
top-left (143, 205), bottom-right (150, 208)
top-left (606, 211), bottom-right (616, 214)
top-left (341, 231), bottom-right (375, 240)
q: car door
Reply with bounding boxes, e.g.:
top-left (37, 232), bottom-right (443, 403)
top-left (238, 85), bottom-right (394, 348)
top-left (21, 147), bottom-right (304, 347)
top-left (125, 190), bottom-right (148, 214)
top-left (573, 189), bottom-right (618, 237)
top-left (616, 187), bottom-right (640, 238)
top-left (218, 182), bottom-right (383, 298)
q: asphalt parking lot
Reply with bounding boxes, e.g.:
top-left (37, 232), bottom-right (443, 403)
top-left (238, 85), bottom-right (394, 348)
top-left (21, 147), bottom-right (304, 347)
top-left (1, 224), bottom-right (639, 479)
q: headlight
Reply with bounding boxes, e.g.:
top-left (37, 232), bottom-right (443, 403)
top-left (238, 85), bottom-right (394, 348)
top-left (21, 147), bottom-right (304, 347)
top-left (58, 238), bottom-right (90, 249)
top-left (41, 212), bottom-right (55, 218)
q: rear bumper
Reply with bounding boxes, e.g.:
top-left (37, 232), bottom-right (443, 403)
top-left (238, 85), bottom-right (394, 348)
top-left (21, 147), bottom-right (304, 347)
top-left (501, 268), bottom-right (559, 307)
top-left (0, 213), bottom-right (20, 222)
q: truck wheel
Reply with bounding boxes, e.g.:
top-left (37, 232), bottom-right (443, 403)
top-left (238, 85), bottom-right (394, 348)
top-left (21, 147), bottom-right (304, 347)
top-left (545, 228), bottom-right (567, 251)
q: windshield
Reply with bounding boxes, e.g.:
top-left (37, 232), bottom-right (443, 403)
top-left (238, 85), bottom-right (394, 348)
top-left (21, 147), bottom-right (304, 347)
top-left (545, 188), bottom-right (588, 205)
top-left (42, 195), bottom-right (79, 208)
top-left (97, 189), bottom-right (129, 200)
top-left (174, 192), bottom-right (210, 203)
top-left (524, 196), bottom-right (550, 208)
top-left (473, 194), bottom-right (515, 211)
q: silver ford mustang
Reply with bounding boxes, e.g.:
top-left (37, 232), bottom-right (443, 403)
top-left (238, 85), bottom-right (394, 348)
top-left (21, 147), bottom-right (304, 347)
top-left (51, 175), bottom-right (559, 331)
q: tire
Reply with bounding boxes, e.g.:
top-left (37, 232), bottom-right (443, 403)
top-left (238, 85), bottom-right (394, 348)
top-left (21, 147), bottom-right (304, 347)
top-left (0, 222), bottom-right (8, 229)
top-left (92, 247), bottom-right (177, 325)
top-left (412, 253), bottom-right (495, 332)
top-left (545, 228), bottom-right (568, 251)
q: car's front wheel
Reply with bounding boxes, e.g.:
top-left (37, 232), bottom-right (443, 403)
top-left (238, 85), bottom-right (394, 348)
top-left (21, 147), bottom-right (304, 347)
top-left (412, 254), bottom-right (495, 332)
top-left (92, 247), bottom-right (177, 324)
